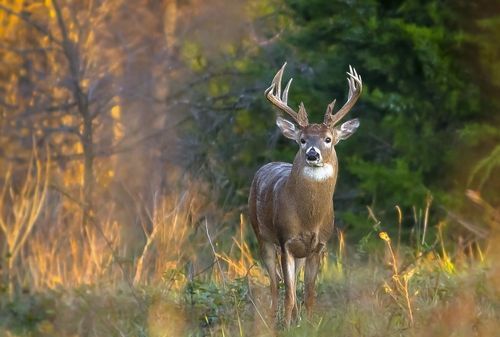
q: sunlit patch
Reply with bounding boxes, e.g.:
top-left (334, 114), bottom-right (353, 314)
top-left (148, 300), bottom-right (187, 337)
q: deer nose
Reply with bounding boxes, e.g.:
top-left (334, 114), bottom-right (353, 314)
top-left (306, 148), bottom-right (320, 161)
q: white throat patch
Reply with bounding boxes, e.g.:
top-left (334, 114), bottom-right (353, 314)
top-left (302, 164), bottom-right (334, 182)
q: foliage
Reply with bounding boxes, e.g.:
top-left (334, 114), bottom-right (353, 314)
top-left (1, 0), bottom-right (497, 240)
top-left (278, 0), bottom-right (499, 221)
top-left (0, 1), bottom-right (499, 335)
top-left (173, 0), bottom-right (500, 239)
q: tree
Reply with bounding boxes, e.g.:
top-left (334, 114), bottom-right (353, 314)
top-left (179, 0), bottom-right (500, 239)
top-left (275, 0), bottom-right (500, 232)
top-left (0, 0), bottom-right (183, 228)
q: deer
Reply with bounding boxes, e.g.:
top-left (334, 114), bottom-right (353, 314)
top-left (248, 63), bottom-right (362, 328)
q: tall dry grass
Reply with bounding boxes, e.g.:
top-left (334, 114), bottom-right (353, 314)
top-left (20, 185), bottom-right (215, 291)
top-left (0, 155), bottom-right (498, 336)
top-left (0, 159), bottom-right (265, 293)
top-left (0, 148), bottom-right (49, 298)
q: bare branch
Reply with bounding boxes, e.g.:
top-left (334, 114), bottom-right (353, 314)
top-left (0, 45), bottom-right (56, 54)
top-left (0, 4), bottom-right (61, 46)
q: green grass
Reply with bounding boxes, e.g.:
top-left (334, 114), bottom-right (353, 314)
top-left (1, 245), bottom-right (498, 337)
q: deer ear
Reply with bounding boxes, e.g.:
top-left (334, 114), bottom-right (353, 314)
top-left (335, 118), bottom-right (359, 142)
top-left (276, 117), bottom-right (299, 141)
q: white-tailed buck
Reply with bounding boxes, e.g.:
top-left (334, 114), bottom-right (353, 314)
top-left (248, 63), bottom-right (362, 327)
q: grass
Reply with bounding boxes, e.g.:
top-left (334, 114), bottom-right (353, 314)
top-left (0, 243), bottom-right (498, 337)
top-left (0, 162), bottom-right (499, 336)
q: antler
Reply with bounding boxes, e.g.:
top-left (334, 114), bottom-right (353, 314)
top-left (265, 63), bottom-right (309, 128)
top-left (324, 65), bottom-right (362, 127)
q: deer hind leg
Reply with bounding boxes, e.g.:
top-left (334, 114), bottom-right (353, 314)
top-left (304, 252), bottom-right (321, 318)
top-left (295, 257), bottom-right (305, 276)
top-left (260, 241), bottom-right (279, 323)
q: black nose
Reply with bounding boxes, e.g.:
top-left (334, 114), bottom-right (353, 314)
top-left (306, 149), bottom-right (319, 161)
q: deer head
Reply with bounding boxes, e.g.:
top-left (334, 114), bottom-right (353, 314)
top-left (265, 63), bottom-right (362, 168)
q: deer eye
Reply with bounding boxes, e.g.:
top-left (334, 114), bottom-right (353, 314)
top-left (325, 137), bottom-right (332, 144)
top-left (300, 138), bottom-right (306, 144)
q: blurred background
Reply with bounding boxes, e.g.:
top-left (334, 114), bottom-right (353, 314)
top-left (0, 0), bottom-right (499, 335)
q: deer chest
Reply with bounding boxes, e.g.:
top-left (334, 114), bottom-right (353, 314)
top-left (286, 231), bottom-right (325, 259)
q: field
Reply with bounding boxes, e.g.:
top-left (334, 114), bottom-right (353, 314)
top-left (1, 0), bottom-right (499, 336)
top-left (0, 168), bottom-right (498, 337)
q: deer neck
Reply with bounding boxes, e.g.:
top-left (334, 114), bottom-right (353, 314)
top-left (285, 152), bottom-right (338, 202)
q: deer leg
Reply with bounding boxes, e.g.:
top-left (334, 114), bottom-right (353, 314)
top-left (260, 241), bottom-right (278, 323)
top-left (304, 252), bottom-right (321, 318)
top-left (295, 257), bottom-right (305, 276)
top-left (281, 242), bottom-right (296, 328)
top-left (293, 257), bottom-right (305, 319)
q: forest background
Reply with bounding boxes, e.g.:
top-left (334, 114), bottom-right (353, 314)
top-left (0, 0), bottom-right (499, 336)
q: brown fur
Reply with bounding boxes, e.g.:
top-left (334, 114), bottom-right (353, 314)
top-left (248, 123), bottom-right (339, 327)
top-left (250, 64), bottom-right (362, 328)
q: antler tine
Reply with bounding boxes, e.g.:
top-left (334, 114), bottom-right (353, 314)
top-left (265, 63), bottom-right (308, 127)
top-left (282, 78), bottom-right (293, 103)
top-left (274, 63), bottom-right (285, 97)
top-left (324, 65), bottom-right (362, 127)
top-left (323, 99), bottom-right (336, 124)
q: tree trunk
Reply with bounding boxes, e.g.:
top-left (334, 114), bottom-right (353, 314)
top-left (81, 97), bottom-right (93, 228)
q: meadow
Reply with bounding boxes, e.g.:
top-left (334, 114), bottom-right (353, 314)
top-left (0, 157), bottom-right (498, 336)
top-left (1, 0), bottom-right (499, 336)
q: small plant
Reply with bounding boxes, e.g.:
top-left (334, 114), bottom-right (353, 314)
top-left (379, 231), bottom-right (415, 327)
top-left (0, 148), bottom-right (49, 300)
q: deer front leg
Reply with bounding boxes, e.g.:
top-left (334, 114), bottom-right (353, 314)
top-left (293, 257), bottom-right (305, 319)
top-left (304, 250), bottom-right (322, 317)
top-left (281, 241), bottom-right (296, 328)
top-left (260, 241), bottom-right (279, 325)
